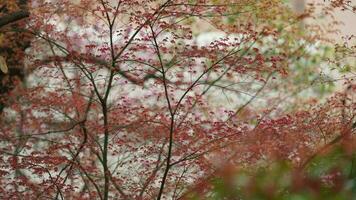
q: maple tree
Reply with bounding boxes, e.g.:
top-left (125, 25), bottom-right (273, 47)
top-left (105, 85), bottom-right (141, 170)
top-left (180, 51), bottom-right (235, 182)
top-left (185, 1), bottom-right (356, 199)
top-left (0, 0), bottom-right (355, 200)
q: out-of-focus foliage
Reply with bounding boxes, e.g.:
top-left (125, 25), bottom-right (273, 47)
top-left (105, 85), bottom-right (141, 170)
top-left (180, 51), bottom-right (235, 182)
top-left (186, 145), bottom-right (356, 200)
top-left (184, 83), bottom-right (355, 199)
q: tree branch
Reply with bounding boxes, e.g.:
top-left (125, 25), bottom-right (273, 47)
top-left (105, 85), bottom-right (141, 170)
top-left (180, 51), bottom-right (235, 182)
top-left (0, 10), bottom-right (29, 28)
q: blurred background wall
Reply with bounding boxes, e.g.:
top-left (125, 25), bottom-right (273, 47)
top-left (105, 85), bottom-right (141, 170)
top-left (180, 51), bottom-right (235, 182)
top-left (292, 0), bottom-right (356, 38)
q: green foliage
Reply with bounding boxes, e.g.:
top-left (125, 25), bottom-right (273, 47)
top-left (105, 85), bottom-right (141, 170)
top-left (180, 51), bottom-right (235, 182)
top-left (188, 147), bottom-right (356, 200)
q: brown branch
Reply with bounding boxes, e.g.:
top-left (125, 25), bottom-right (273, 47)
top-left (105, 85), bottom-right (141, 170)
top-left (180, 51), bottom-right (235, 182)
top-left (0, 10), bottom-right (29, 28)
